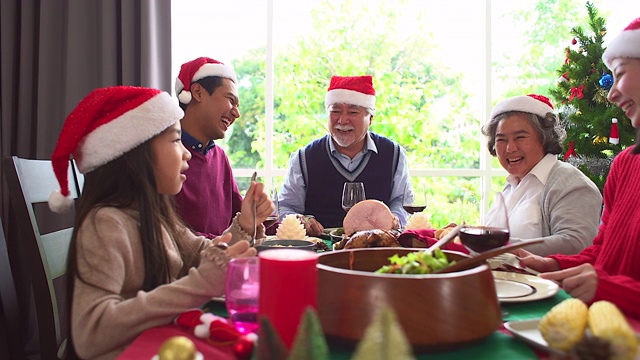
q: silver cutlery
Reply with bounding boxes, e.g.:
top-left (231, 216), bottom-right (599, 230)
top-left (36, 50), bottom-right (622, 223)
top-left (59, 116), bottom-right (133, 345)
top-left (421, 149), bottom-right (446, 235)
top-left (494, 253), bottom-right (540, 276)
top-left (251, 171), bottom-right (257, 246)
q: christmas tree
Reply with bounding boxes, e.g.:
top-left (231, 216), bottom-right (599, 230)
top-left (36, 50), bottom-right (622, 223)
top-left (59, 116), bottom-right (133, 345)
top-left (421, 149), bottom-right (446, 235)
top-left (549, 1), bottom-right (634, 193)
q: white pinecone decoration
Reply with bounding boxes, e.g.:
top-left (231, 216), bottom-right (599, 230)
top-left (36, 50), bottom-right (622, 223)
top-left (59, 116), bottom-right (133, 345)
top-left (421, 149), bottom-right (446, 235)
top-left (276, 214), bottom-right (307, 240)
top-left (405, 212), bottom-right (432, 230)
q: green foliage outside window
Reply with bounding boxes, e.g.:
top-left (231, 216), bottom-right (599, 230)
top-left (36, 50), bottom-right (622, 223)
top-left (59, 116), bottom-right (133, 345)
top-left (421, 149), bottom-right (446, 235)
top-left (215, 0), bottom-right (624, 228)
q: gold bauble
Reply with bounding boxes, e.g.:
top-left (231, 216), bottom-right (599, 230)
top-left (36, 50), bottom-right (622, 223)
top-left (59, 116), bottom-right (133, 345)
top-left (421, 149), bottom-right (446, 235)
top-left (158, 336), bottom-right (197, 360)
top-left (593, 135), bottom-right (608, 145)
top-left (594, 89), bottom-right (609, 104)
top-left (600, 30), bottom-right (606, 36)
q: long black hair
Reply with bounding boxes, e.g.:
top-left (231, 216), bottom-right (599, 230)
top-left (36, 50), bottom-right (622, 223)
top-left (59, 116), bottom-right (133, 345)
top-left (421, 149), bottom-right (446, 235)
top-left (65, 138), bottom-right (189, 358)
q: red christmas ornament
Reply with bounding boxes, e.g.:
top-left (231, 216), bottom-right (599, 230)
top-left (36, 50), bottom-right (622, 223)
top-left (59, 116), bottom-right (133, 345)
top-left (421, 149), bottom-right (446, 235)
top-left (610, 118), bottom-right (620, 144)
top-left (233, 334), bottom-right (256, 359)
top-left (571, 38), bottom-right (577, 45)
top-left (564, 141), bottom-right (577, 161)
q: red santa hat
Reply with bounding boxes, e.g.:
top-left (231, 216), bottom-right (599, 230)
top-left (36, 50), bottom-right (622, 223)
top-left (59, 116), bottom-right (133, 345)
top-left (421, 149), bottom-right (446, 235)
top-left (490, 94), bottom-right (555, 121)
top-left (603, 17), bottom-right (640, 69)
top-left (175, 57), bottom-right (237, 105)
top-left (49, 86), bottom-right (183, 213)
top-left (324, 75), bottom-right (376, 110)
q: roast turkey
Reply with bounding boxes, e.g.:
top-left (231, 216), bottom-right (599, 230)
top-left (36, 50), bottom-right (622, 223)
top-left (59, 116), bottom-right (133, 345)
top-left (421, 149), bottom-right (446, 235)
top-left (335, 229), bottom-right (401, 250)
top-left (343, 199), bottom-right (397, 236)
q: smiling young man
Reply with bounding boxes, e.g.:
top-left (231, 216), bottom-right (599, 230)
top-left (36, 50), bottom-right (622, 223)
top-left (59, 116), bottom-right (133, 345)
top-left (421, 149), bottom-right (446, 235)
top-left (481, 94), bottom-right (602, 256)
top-left (278, 75), bottom-right (410, 236)
top-left (174, 57), bottom-right (266, 240)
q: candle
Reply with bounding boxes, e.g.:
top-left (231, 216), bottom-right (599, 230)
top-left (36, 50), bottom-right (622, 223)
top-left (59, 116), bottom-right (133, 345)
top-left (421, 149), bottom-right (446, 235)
top-left (258, 249), bottom-right (319, 348)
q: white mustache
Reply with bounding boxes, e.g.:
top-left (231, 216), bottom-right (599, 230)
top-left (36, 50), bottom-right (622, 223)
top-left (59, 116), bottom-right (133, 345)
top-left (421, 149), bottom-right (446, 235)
top-left (334, 125), bottom-right (354, 131)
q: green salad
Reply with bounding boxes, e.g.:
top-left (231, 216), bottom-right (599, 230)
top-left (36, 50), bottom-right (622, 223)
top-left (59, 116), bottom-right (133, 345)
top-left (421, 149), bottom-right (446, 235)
top-left (376, 249), bottom-right (453, 274)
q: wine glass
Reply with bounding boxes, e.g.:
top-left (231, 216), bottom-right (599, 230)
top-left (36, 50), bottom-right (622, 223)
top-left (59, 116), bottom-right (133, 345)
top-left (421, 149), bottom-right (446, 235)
top-left (342, 182), bottom-right (366, 212)
top-left (459, 193), bottom-right (510, 253)
top-left (263, 187), bottom-right (279, 229)
top-left (402, 182), bottom-right (427, 214)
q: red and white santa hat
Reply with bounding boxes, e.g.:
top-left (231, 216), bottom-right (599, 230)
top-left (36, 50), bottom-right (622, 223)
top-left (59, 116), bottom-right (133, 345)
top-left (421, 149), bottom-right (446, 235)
top-left (324, 75), bottom-right (376, 110)
top-left (490, 94), bottom-right (555, 121)
top-left (49, 86), bottom-right (183, 213)
top-left (603, 17), bottom-right (640, 69)
top-left (175, 57), bottom-right (237, 105)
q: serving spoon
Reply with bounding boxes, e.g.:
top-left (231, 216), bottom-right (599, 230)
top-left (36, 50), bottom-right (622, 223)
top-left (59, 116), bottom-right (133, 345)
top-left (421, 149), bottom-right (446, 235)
top-left (433, 238), bottom-right (545, 274)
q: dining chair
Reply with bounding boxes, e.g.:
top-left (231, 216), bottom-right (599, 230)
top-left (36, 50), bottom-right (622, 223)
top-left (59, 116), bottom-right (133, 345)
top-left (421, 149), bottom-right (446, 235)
top-left (2, 156), bottom-right (84, 359)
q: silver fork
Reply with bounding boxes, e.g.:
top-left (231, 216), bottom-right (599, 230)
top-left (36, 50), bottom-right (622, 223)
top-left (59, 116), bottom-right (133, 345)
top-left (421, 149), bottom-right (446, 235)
top-left (494, 253), bottom-right (540, 275)
top-left (250, 171), bottom-right (257, 246)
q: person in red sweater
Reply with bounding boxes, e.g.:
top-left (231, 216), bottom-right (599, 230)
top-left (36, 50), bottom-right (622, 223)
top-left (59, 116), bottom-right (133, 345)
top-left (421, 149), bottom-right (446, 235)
top-left (174, 57), bottom-right (271, 240)
top-left (516, 17), bottom-right (640, 319)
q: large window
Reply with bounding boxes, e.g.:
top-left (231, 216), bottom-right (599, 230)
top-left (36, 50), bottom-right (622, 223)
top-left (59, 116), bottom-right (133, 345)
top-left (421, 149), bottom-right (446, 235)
top-left (171, 0), bottom-right (639, 227)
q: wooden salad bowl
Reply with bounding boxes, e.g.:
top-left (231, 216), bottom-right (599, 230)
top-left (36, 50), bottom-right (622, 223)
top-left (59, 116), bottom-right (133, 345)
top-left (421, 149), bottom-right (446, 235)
top-left (316, 248), bottom-right (501, 352)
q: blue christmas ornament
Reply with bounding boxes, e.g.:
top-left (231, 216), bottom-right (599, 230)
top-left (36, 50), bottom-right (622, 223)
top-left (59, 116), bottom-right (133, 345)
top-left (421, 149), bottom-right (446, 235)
top-left (599, 74), bottom-right (613, 90)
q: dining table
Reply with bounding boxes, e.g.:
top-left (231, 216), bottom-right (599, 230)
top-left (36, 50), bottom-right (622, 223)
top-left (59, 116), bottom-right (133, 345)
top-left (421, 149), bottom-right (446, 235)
top-left (117, 239), bottom-right (640, 360)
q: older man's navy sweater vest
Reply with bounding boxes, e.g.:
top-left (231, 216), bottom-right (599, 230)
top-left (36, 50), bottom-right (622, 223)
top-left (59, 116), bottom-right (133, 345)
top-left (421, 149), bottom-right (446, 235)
top-left (300, 133), bottom-right (400, 228)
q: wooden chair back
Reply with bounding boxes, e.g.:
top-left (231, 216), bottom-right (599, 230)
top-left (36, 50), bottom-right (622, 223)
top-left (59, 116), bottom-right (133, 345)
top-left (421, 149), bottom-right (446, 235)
top-left (2, 156), bottom-right (83, 359)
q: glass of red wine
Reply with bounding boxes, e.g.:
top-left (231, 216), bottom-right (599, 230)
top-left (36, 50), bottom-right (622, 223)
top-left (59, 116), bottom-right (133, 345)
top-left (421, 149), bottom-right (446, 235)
top-left (402, 183), bottom-right (427, 214)
top-left (342, 182), bottom-right (366, 212)
top-left (459, 193), bottom-right (510, 253)
top-left (263, 187), bottom-right (279, 229)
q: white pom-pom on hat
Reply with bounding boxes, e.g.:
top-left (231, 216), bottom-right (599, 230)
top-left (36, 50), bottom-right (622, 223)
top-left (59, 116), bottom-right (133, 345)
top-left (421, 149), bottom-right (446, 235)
top-left (48, 190), bottom-right (74, 214)
top-left (178, 90), bottom-right (192, 104)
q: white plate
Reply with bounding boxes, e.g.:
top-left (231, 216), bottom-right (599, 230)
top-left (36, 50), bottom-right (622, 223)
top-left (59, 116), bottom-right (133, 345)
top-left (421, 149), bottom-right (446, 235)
top-left (492, 271), bottom-right (559, 303)
top-left (506, 319), bottom-right (640, 358)
top-left (504, 319), bottom-right (566, 355)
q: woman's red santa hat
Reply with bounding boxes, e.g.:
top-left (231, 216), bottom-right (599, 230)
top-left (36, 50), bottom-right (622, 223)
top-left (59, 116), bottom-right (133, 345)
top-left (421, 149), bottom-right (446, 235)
top-left (175, 57), bottom-right (237, 105)
top-left (324, 75), bottom-right (376, 110)
top-left (490, 94), bottom-right (555, 120)
top-left (49, 86), bottom-right (183, 213)
top-left (603, 17), bottom-right (640, 69)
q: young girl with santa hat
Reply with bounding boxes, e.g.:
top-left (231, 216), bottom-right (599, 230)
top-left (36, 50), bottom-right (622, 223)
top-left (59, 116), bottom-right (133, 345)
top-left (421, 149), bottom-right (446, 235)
top-left (516, 16), bottom-right (640, 320)
top-left (49, 86), bottom-right (273, 359)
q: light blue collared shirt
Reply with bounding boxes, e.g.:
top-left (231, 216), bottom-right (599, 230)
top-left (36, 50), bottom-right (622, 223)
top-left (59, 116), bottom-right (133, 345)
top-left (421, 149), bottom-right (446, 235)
top-left (278, 132), bottom-right (410, 227)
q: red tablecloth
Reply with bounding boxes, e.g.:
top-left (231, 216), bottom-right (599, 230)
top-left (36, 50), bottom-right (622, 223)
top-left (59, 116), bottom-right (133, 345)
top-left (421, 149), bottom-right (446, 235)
top-left (116, 324), bottom-right (236, 359)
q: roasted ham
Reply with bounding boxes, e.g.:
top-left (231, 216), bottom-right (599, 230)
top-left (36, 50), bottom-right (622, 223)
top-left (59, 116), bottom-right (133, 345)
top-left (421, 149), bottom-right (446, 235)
top-left (343, 199), bottom-right (396, 236)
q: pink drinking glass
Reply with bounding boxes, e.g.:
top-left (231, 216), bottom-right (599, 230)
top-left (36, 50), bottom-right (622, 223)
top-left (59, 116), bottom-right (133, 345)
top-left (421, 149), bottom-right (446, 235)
top-left (225, 257), bottom-right (260, 334)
